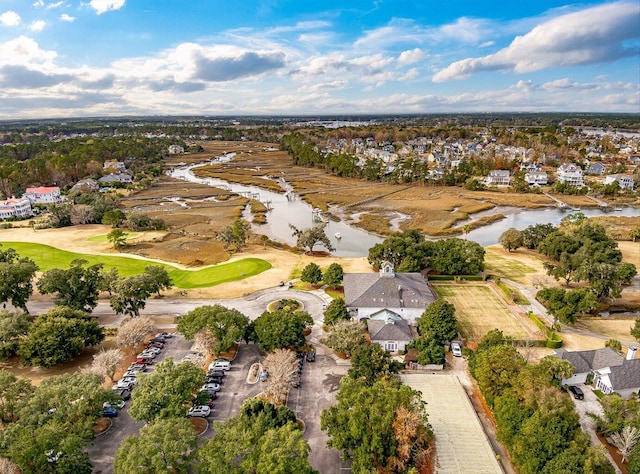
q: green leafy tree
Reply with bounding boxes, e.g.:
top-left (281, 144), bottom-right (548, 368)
top-left (250, 309), bottom-right (313, 352)
top-left (290, 224), bottom-right (335, 253)
top-left (143, 265), bottom-right (173, 296)
top-left (1, 372), bottom-right (112, 474)
top-left (521, 223), bottom-right (557, 249)
top-left (128, 358), bottom-right (204, 423)
top-left (0, 311), bottom-right (33, 360)
top-left (323, 320), bottom-right (366, 357)
top-left (37, 259), bottom-right (104, 312)
top-left (605, 339), bottom-right (622, 352)
top-left (536, 287), bottom-right (598, 324)
top-left (217, 218), bottom-right (252, 252)
top-left (632, 320), bottom-right (640, 342)
top-left (368, 229), bottom-right (431, 272)
top-left (321, 376), bottom-right (432, 473)
top-left (0, 369), bottom-right (33, 424)
top-left (348, 342), bottom-right (403, 384)
top-left (106, 228), bottom-right (127, 249)
top-left (101, 209), bottom-right (126, 227)
top-left (19, 306), bottom-right (104, 367)
top-left (300, 262), bottom-right (323, 285)
top-left (114, 418), bottom-right (198, 474)
top-left (322, 298), bottom-right (350, 326)
top-left (322, 263), bottom-right (344, 288)
top-left (499, 228), bottom-right (524, 252)
top-left (177, 304), bottom-right (249, 356)
top-left (471, 344), bottom-right (525, 407)
top-left (198, 400), bottom-right (315, 474)
top-left (109, 274), bottom-right (154, 317)
top-left (418, 300), bottom-right (458, 343)
top-left (408, 337), bottom-right (446, 365)
top-left (0, 245), bottom-right (39, 312)
top-left (428, 238), bottom-right (485, 275)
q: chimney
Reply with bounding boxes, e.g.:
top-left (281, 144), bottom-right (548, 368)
top-left (627, 347), bottom-right (637, 361)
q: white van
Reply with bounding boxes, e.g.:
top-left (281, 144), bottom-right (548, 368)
top-left (208, 360), bottom-right (231, 371)
top-left (451, 342), bottom-right (462, 357)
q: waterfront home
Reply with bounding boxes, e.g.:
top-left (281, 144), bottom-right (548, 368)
top-left (0, 197), bottom-right (32, 219)
top-left (557, 163), bottom-right (584, 187)
top-left (604, 174), bottom-right (635, 190)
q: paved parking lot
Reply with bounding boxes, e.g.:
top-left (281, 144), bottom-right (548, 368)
top-left (88, 334), bottom-right (349, 473)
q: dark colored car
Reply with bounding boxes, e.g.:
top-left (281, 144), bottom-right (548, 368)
top-left (101, 407), bottom-right (118, 417)
top-left (206, 369), bottom-right (225, 378)
top-left (145, 341), bottom-right (164, 349)
top-left (306, 351), bottom-right (315, 362)
top-left (150, 336), bottom-right (166, 344)
top-left (568, 385), bottom-right (584, 400)
top-left (197, 390), bottom-right (217, 401)
top-left (205, 376), bottom-right (224, 384)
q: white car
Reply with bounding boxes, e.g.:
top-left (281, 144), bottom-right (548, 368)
top-left (112, 381), bottom-right (133, 390)
top-left (120, 376), bottom-right (137, 385)
top-left (187, 405), bottom-right (211, 417)
top-left (208, 360), bottom-right (231, 371)
top-left (156, 332), bottom-right (173, 339)
top-left (451, 342), bottom-right (463, 357)
top-left (200, 383), bottom-right (221, 392)
top-left (137, 351), bottom-right (157, 359)
top-left (142, 347), bottom-right (161, 354)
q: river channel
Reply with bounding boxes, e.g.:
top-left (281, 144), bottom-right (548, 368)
top-left (169, 161), bottom-right (638, 256)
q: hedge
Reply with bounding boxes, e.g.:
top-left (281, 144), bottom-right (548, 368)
top-left (427, 275), bottom-right (484, 281)
top-left (528, 312), bottom-right (563, 348)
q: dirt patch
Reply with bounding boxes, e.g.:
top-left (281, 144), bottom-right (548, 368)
top-left (189, 417), bottom-right (208, 434)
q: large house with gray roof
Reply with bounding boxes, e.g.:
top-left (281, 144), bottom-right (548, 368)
top-left (366, 309), bottom-right (415, 353)
top-left (343, 262), bottom-right (437, 325)
top-left (555, 347), bottom-right (640, 399)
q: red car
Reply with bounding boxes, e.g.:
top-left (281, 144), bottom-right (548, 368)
top-left (135, 357), bottom-right (153, 365)
top-left (145, 341), bottom-right (164, 349)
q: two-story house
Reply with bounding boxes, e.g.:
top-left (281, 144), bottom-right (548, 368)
top-left (604, 174), bottom-right (635, 190)
top-left (0, 197), bottom-right (32, 219)
top-left (557, 163), bottom-right (584, 187)
top-left (23, 186), bottom-right (62, 204)
top-left (485, 170), bottom-right (511, 186)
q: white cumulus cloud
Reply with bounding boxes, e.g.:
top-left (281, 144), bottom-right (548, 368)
top-left (398, 48), bottom-right (427, 65)
top-left (0, 11), bottom-right (21, 27)
top-left (433, 1), bottom-right (640, 82)
top-left (60, 13), bottom-right (76, 22)
top-left (30, 21), bottom-right (46, 32)
top-left (89, 0), bottom-right (125, 15)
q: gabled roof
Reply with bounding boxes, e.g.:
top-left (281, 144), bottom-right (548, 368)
top-left (367, 318), bottom-right (413, 342)
top-left (370, 309), bottom-right (403, 321)
top-left (25, 186), bottom-right (59, 194)
top-left (556, 347), bottom-right (624, 373)
top-left (344, 272), bottom-right (436, 309)
top-left (609, 359), bottom-right (640, 391)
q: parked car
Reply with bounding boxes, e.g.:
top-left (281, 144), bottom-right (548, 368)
top-left (112, 388), bottom-right (131, 400)
top-left (142, 346), bottom-right (161, 354)
top-left (208, 360), bottom-right (231, 371)
top-left (113, 381), bottom-right (133, 391)
top-left (120, 376), bottom-right (137, 385)
top-left (568, 385), bottom-right (584, 400)
top-left (451, 342), bottom-right (462, 357)
top-left (145, 341), bottom-right (164, 349)
top-left (137, 352), bottom-right (156, 359)
top-left (260, 370), bottom-right (268, 382)
top-left (128, 363), bottom-right (147, 372)
top-left (101, 407), bottom-right (118, 418)
top-left (103, 400), bottom-right (125, 410)
top-left (197, 390), bottom-right (217, 401)
top-left (206, 369), bottom-right (225, 378)
top-left (156, 332), bottom-right (173, 339)
top-left (187, 405), bottom-right (211, 418)
top-left (135, 357), bottom-right (153, 365)
top-left (150, 336), bottom-right (166, 343)
top-left (205, 376), bottom-right (224, 384)
top-left (306, 351), bottom-right (316, 362)
top-left (201, 383), bottom-right (221, 392)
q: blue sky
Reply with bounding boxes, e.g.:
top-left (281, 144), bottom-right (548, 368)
top-left (0, 0), bottom-right (638, 118)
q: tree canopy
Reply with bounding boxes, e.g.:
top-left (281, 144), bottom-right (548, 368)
top-left (177, 304), bottom-right (249, 356)
top-left (37, 259), bottom-right (104, 313)
top-left (322, 298), bottom-right (350, 326)
top-left (300, 262), bottom-right (323, 285)
top-left (323, 263), bottom-right (344, 288)
top-left (217, 218), bottom-right (252, 252)
top-left (499, 228), bottom-right (524, 252)
top-left (367, 229), bottom-right (430, 272)
top-left (290, 224), bottom-right (335, 253)
top-left (321, 376), bottom-right (432, 473)
top-left (0, 245), bottom-right (38, 312)
top-left (250, 309), bottom-right (313, 352)
top-left (348, 342), bottom-right (403, 384)
top-left (18, 306), bottom-right (104, 367)
top-left (128, 358), bottom-right (204, 423)
top-left (418, 300), bottom-right (458, 343)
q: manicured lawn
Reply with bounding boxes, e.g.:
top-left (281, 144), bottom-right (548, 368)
top-left (434, 285), bottom-right (533, 340)
top-left (1, 241), bottom-right (271, 289)
top-left (484, 248), bottom-right (539, 283)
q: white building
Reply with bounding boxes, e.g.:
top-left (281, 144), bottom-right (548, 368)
top-left (23, 186), bottom-right (62, 204)
top-left (525, 170), bottom-right (548, 186)
top-left (485, 170), bottom-right (511, 186)
top-left (0, 197), bottom-right (32, 219)
top-left (168, 145), bottom-right (184, 154)
top-left (604, 174), bottom-right (635, 190)
top-left (557, 163), bottom-right (584, 187)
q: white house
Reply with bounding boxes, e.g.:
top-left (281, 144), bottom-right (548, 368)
top-left (23, 186), bottom-right (62, 204)
top-left (343, 262), bottom-right (437, 324)
top-left (485, 170), bottom-right (511, 186)
top-left (0, 197), bottom-right (32, 219)
top-left (366, 310), bottom-right (414, 353)
top-left (555, 347), bottom-right (640, 399)
top-left (168, 144), bottom-right (184, 154)
top-left (525, 170), bottom-right (548, 186)
top-left (557, 163), bottom-right (584, 187)
top-left (604, 174), bottom-right (635, 190)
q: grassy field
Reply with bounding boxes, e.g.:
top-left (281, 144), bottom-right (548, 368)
top-left (434, 285), bottom-right (535, 340)
top-left (2, 241), bottom-right (271, 289)
top-left (577, 319), bottom-right (636, 343)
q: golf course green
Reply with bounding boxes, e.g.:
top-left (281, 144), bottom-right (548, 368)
top-left (0, 241), bottom-right (271, 289)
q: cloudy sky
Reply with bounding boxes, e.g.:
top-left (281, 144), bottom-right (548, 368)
top-left (0, 0), bottom-right (638, 118)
